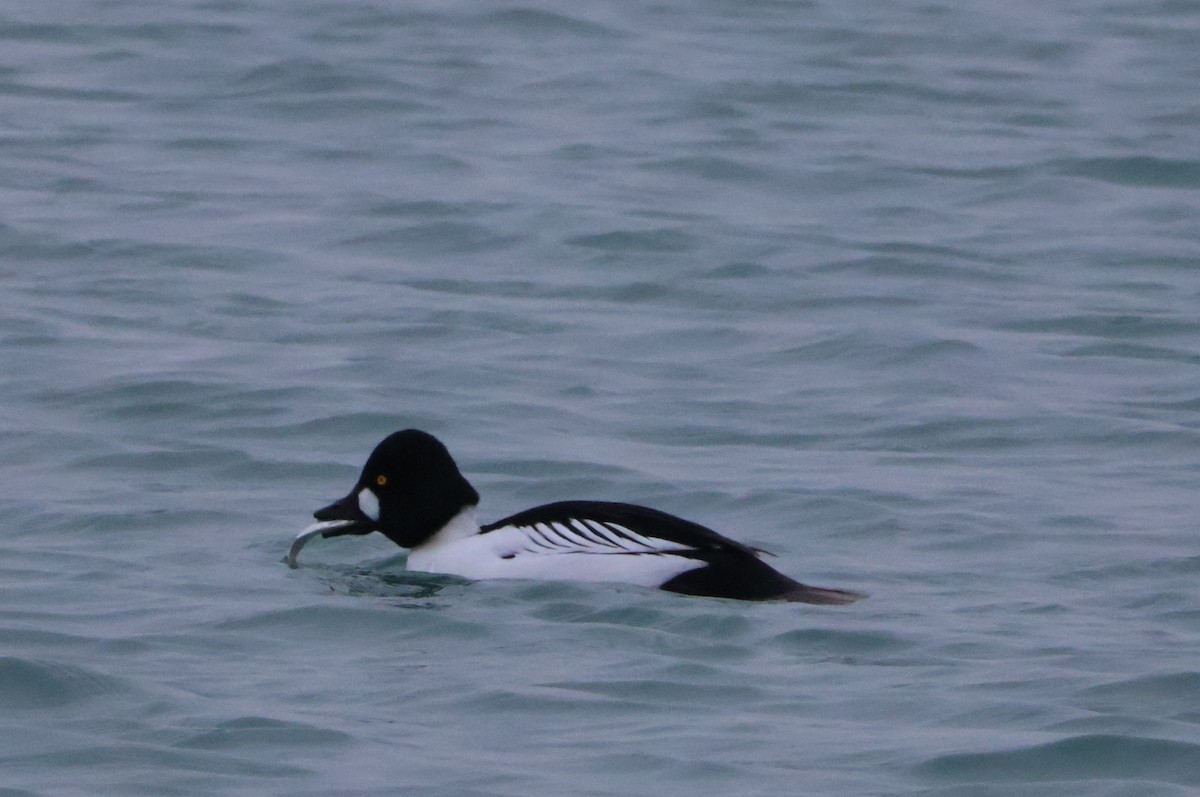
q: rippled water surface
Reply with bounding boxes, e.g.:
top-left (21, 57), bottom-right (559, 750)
top-left (3, 1), bottom-right (1199, 795)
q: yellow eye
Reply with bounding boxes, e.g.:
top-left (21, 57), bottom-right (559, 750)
top-left (375, 474), bottom-right (388, 487)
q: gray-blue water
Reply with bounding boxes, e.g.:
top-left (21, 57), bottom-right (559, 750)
top-left (3, 1), bottom-right (1199, 794)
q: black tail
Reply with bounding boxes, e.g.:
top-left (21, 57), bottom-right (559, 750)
top-left (661, 552), bottom-right (866, 604)
top-left (781, 583), bottom-right (867, 605)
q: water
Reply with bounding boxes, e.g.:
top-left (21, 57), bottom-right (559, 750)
top-left (2, 0), bottom-right (1199, 794)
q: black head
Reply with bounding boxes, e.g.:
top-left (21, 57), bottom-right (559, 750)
top-left (313, 429), bottom-right (480, 549)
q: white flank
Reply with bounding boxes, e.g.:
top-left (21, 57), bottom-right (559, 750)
top-left (357, 488), bottom-right (380, 521)
top-left (406, 510), bottom-right (706, 588)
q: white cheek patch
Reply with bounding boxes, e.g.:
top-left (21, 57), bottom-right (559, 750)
top-left (357, 488), bottom-right (380, 522)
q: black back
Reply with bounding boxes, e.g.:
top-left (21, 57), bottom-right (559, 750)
top-left (480, 500), bottom-right (849, 602)
top-left (481, 500), bottom-right (759, 557)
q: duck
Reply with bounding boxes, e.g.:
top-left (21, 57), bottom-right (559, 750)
top-left (287, 429), bottom-right (864, 604)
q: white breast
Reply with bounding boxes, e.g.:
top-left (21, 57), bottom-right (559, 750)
top-left (406, 514), bottom-right (706, 588)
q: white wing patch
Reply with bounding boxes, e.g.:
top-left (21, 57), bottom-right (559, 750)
top-left (516, 520), bottom-right (691, 556)
top-left (406, 515), bottom-right (706, 587)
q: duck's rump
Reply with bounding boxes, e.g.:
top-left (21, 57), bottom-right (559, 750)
top-left (479, 500), bottom-right (865, 604)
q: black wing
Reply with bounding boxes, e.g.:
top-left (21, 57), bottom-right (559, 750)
top-left (481, 500), bottom-right (754, 555)
top-left (481, 501), bottom-right (864, 604)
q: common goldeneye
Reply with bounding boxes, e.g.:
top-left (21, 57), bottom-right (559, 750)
top-left (287, 429), bottom-right (864, 604)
